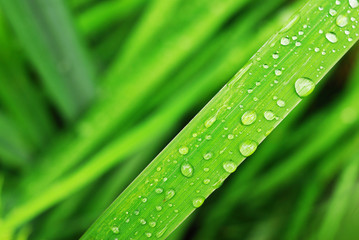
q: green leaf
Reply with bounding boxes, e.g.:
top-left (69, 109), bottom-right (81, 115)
top-left (80, 1), bottom-right (359, 239)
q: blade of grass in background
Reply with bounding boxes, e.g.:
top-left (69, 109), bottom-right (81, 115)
top-left (0, 0), bottom-right (95, 121)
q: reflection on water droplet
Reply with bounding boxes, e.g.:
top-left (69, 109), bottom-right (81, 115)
top-left (111, 226), bottom-right (120, 234)
top-left (241, 110), bottom-right (257, 125)
top-left (145, 233), bottom-right (152, 238)
top-left (239, 140), bottom-right (258, 157)
top-left (165, 189), bottom-right (175, 200)
top-left (277, 100), bottom-right (285, 107)
top-left (329, 9), bottom-right (337, 16)
top-left (325, 32), bottom-right (338, 43)
top-left (181, 162), bottom-right (194, 177)
top-left (179, 146), bottom-right (188, 155)
top-left (192, 197), bottom-right (205, 208)
top-left (204, 116), bottom-right (216, 128)
top-left (295, 78), bottom-right (315, 97)
top-left (203, 152), bottom-right (213, 160)
top-left (349, 0), bottom-right (359, 8)
top-left (336, 15), bottom-right (348, 27)
top-left (155, 188), bottom-right (163, 194)
top-left (264, 111), bottom-right (275, 121)
top-left (280, 37), bottom-right (290, 45)
top-left (275, 70), bottom-right (282, 76)
top-left (223, 161), bottom-right (237, 173)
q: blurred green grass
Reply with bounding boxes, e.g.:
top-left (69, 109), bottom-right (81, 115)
top-left (0, 0), bottom-right (358, 239)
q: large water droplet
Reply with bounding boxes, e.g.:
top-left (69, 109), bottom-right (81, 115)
top-left (239, 140), bottom-right (258, 157)
top-left (325, 32), bottom-right (338, 43)
top-left (223, 161), bottom-right (237, 173)
top-left (181, 162), bottom-right (194, 177)
top-left (179, 146), bottom-right (188, 155)
top-left (192, 197), bottom-right (205, 208)
top-left (204, 116), bottom-right (216, 128)
top-left (165, 189), bottom-right (175, 200)
top-left (295, 78), bottom-right (315, 97)
top-left (241, 110), bottom-right (257, 125)
top-left (349, 0), bottom-right (359, 8)
top-left (336, 15), bottom-right (348, 27)
top-left (280, 37), bottom-right (290, 46)
top-left (264, 111), bottom-right (275, 121)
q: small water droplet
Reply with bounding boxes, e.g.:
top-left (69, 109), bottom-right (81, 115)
top-left (165, 189), bottom-right (175, 200)
top-left (277, 100), bottom-right (285, 107)
top-left (275, 69), bottom-right (282, 76)
top-left (272, 53), bottom-right (279, 59)
top-left (203, 152), bottom-right (213, 160)
top-left (145, 233), bottom-right (152, 238)
top-left (155, 206), bottom-right (162, 211)
top-left (349, 0), bottom-right (359, 8)
top-left (111, 226), bottom-right (120, 234)
top-left (329, 9), bottom-right (337, 16)
top-left (264, 111), bottom-right (275, 121)
top-left (223, 161), bottom-right (237, 173)
top-left (280, 37), bottom-right (290, 45)
top-left (140, 219), bottom-right (147, 225)
top-left (181, 162), bottom-right (194, 177)
top-left (142, 198), bottom-right (148, 203)
top-left (192, 197), bottom-right (205, 208)
top-left (228, 134), bottom-right (234, 139)
top-left (295, 78), bottom-right (315, 97)
top-left (239, 140), bottom-right (258, 157)
top-left (203, 179), bottom-right (210, 184)
top-left (179, 146), bottom-right (188, 155)
top-left (155, 188), bottom-right (163, 194)
top-left (325, 32), bottom-right (338, 43)
top-left (149, 222), bottom-right (156, 227)
top-left (336, 15), bottom-right (348, 27)
top-left (241, 110), bottom-right (257, 125)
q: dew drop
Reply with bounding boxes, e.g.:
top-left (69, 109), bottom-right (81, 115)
top-left (155, 206), bottom-right (162, 211)
top-left (204, 116), bottom-right (216, 128)
top-left (192, 197), bottom-right (205, 208)
top-left (145, 233), bottom-right (152, 238)
top-left (239, 140), bottom-right (258, 157)
top-left (203, 179), bottom-right (210, 184)
top-left (155, 188), bottom-right (163, 194)
top-left (111, 226), bottom-right (120, 234)
top-left (203, 152), bottom-right (213, 160)
top-left (165, 189), bottom-right (175, 200)
top-left (181, 162), bottom-right (194, 178)
top-left (179, 146), bottom-right (188, 155)
top-left (325, 32), bottom-right (338, 43)
top-left (329, 9), bottom-right (337, 16)
top-left (223, 161), bottom-right (237, 173)
top-left (277, 100), bottom-right (286, 107)
top-left (264, 111), bottom-right (275, 121)
top-left (140, 219), bottom-right (147, 225)
top-left (336, 15), bottom-right (348, 27)
top-left (295, 78), bottom-right (315, 97)
top-left (275, 69), bottom-right (282, 76)
top-left (349, 0), bottom-right (359, 8)
top-left (280, 37), bottom-right (290, 45)
top-left (272, 53), bottom-right (279, 59)
top-left (241, 110), bottom-right (257, 125)
top-left (149, 222), bottom-right (156, 227)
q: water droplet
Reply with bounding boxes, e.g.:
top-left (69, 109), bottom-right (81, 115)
top-left (241, 110), bottom-right (257, 125)
top-left (142, 198), bottom-right (148, 203)
top-left (329, 9), bottom-right (337, 16)
top-left (277, 100), bottom-right (285, 107)
top-left (192, 197), bottom-right (205, 208)
top-left (111, 226), bottom-right (120, 234)
top-left (204, 116), bottom-right (216, 128)
top-left (203, 179), bottom-right (210, 184)
top-left (155, 206), bottom-right (162, 211)
top-left (179, 146), bottom-right (188, 155)
top-left (145, 233), bottom-right (152, 238)
top-left (181, 162), bottom-right (194, 177)
top-left (275, 69), bottom-right (282, 76)
top-left (264, 111), bottom-right (275, 121)
top-left (155, 188), bottom-right (163, 194)
top-left (295, 78), bottom-right (315, 97)
top-left (228, 134), bottom-right (234, 139)
top-left (223, 161), bottom-right (237, 173)
top-left (239, 140), bottom-right (258, 157)
top-left (203, 152), bottom-right (213, 160)
top-left (336, 15), bottom-right (348, 27)
top-left (140, 219), bottom-right (147, 225)
top-left (349, 0), bottom-right (359, 8)
top-left (165, 189), bottom-right (175, 200)
top-left (272, 53), bottom-right (279, 59)
top-left (280, 37), bottom-right (290, 45)
top-left (149, 222), bottom-right (156, 227)
top-left (325, 32), bottom-right (338, 43)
